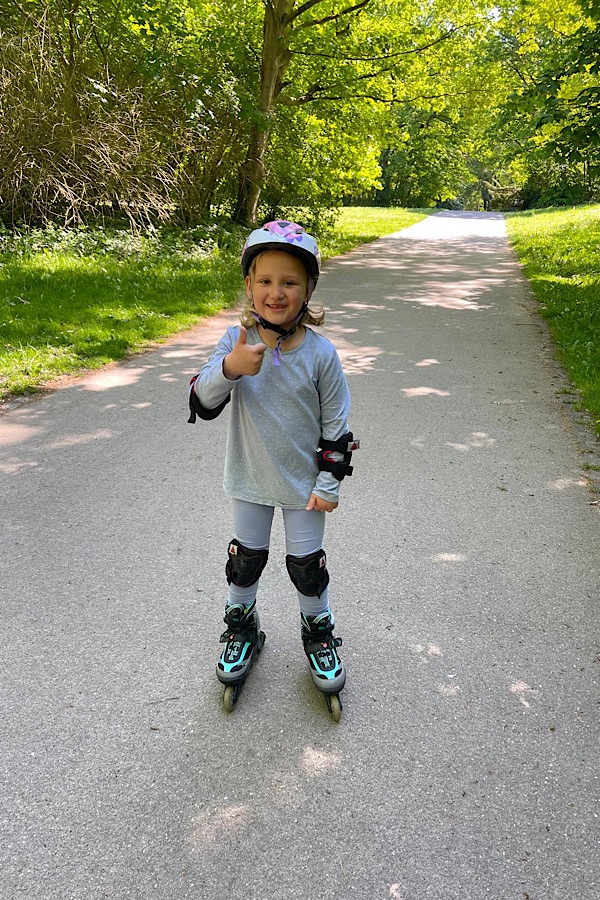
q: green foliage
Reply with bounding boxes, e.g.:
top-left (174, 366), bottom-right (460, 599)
top-left (1, 0), bottom-right (598, 221)
top-left (0, 0), bottom-right (253, 225)
top-left (506, 204), bottom-right (600, 434)
top-left (478, 0), bottom-right (600, 209)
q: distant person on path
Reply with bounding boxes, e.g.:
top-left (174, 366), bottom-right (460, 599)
top-left (188, 220), bottom-right (358, 716)
top-left (481, 184), bottom-right (492, 211)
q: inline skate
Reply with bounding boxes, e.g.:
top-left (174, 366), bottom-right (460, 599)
top-left (217, 601), bottom-right (265, 712)
top-left (301, 611), bottom-right (346, 722)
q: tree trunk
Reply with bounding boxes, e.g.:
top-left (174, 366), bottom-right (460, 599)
top-left (233, 0), bottom-right (294, 225)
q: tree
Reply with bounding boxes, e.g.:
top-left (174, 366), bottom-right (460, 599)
top-left (232, 0), bottom-right (494, 224)
top-left (474, 0), bottom-right (598, 207)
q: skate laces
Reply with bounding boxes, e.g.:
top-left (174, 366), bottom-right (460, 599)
top-left (302, 610), bottom-right (334, 634)
top-left (301, 611), bottom-right (340, 659)
top-left (221, 603), bottom-right (257, 642)
top-left (224, 601), bottom-right (255, 624)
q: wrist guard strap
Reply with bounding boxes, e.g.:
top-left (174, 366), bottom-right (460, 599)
top-left (316, 432), bottom-right (359, 481)
top-left (188, 375), bottom-right (230, 423)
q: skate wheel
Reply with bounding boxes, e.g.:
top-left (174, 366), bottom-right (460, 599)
top-left (223, 685), bottom-right (237, 713)
top-left (328, 694), bottom-right (342, 723)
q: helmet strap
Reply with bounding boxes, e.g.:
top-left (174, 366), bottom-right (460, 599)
top-left (251, 302), bottom-right (308, 367)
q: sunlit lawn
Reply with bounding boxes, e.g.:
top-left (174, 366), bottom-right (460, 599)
top-left (506, 204), bottom-right (600, 436)
top-left (0, 225), bottom-right (244, 398)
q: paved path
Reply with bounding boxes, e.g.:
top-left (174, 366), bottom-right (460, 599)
top-left (1, 211), bottom-right (598, 900)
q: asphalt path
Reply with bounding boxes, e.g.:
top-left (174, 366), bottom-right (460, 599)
top-left (1, 211), bottom-right (599, 900)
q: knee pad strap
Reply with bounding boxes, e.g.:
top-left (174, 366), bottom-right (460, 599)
top-left (286, 549), bottom-right (329, 598)
top-left (226, 540), bottom-right (269, 587)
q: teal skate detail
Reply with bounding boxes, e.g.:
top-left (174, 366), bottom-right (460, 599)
top-left (216, 602), bottom-right (265, 711)
top-left (301, 611), bottom-right (346, 719)
top-left (218, 637), bottom-right (254, 676)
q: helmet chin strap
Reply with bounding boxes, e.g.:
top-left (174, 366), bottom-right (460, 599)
top-left (251, 302), bottom-right (308, 367)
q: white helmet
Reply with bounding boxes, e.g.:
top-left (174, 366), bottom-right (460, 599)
top-left (241, 220), bottom-right (321, 284)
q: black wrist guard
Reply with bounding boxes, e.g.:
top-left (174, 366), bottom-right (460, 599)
top-left (188, 375), bottom-right (230, 423)
top-left (316, 432), bottom-right (359, 481)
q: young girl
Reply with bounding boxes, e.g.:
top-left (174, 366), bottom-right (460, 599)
top-left (188, 220), bottom-right (358, 720)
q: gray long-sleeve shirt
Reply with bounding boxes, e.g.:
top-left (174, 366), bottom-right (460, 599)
top-left (194, 325), bottom-right (351, 508)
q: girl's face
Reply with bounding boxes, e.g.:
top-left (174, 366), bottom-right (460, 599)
top-left (246, 251), bottom-right (308, 331)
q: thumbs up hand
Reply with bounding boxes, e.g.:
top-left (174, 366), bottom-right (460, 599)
top-left (223, 326), bottom-right (267, 379)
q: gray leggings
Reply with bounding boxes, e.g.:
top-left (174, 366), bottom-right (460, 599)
top-left (227, 498), bottom-right (330, 616)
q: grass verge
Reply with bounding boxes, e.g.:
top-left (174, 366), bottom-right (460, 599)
top-left (0, 209), bottom-right (427, 402)
top-left (505, 204), bottom-right (600, 437)
top-left (0, 223), bottom-right (245, 400)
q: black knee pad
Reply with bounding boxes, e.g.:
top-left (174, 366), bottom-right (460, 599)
top-left (286, 548), bottom-right (330, 598)
top-left (226, 539), bottom-right (269, 587)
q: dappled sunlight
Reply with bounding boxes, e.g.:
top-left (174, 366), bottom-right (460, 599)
top-left (300, 746), bottom-right (341, 775)
top-left (430, 552), bottom-right (467, 563)
top-left (320, 321), bottom-right (359, 335)
top-left (394, 291), bottom-right (493, 312)
top-left (410, 642), bottom-right (444, 661)
top-left (0, 422), bottom-right (44, 447)
top-left (42, 429), bottom-right (114, 451)
top-left (415, 358), bottom-right (439, 367)
top-left (82, 366), bottom-right (149, 392)
top-left (160, 347), bottom-right (202, 359)
top-left (189, 743), bottom-right (342, 853)
top-left (445, 432), bottom-right (496, 452)
top-left (0, 419), bottom-right (117, 474)
top-left (547, 476), bottom-right (587, 492)
top-left (190, 803), bottom-right (249, 851)
top-left (410, 642), bottom-right (463, 696)
top-left (510, 680), bottom-right (539, 710)
top-left (341, 301), bottom-right (389, 312)
top-left (435, 682), bottom-right (462, 697)
top-left (0, 457), bottom-right (39, 475)
top-left (330, 335), bottom-right (385, 375)
top-left (402, 387), bottom-right (450, 398)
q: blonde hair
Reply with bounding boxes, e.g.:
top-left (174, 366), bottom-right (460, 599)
top-left (240, 252), bottom-right (325, 328)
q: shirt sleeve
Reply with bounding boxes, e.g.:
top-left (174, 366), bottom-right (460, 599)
top-left (193, 327), bottom-right (239, 410)
top-left (313, 345), bottom-right (352, 502)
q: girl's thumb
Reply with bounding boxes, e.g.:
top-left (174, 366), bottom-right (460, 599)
top-left (237, 325), bottom-right (248, 343)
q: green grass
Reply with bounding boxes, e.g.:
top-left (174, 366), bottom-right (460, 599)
top-left (0, 209), bottom-right (428, 401)
top-left (0, 224), bottom-right (245, 398)
top-left (505, 204), bottom-right (600, 436)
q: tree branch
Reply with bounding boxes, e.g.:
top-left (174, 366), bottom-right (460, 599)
top-left (290, 0), bottom-right (372, 29)
top-left (290, 24), bottom-right (468, 61)
top-left (285, 0), bottom-right (327, 22)
top-left (287, 86), bottom-right (489, 105)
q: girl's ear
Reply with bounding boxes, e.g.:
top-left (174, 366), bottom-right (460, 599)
top-left (244, 274), bottom-right (252, 298)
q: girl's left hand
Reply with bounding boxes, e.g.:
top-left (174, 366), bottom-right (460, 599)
top-left (306, 493), bottom-right (338, 513)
